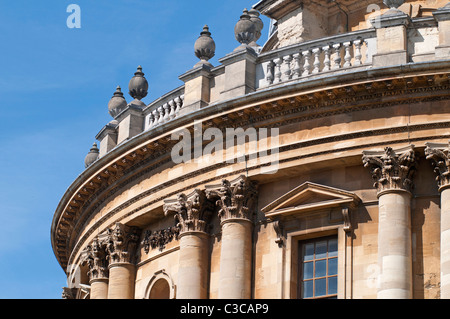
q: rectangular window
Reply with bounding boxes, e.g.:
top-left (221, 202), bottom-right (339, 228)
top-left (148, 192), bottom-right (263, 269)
top-left (299, 236), bottom-right (338, 299)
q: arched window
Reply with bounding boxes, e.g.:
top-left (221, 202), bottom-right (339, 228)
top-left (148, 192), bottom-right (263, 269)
top-left (149, 278), bottom-right (170, 299)
top-left (144, 270), bottom-right (176, 299)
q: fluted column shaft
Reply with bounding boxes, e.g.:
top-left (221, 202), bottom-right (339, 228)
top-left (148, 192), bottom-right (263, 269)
top-left (363, 146), bottom-right (417, 299)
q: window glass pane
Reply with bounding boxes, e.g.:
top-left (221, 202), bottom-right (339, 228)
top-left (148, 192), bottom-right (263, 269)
top-left (303, 262), bottom-right (314, 279)
top-left (315, 241), bottom-right (327, 259)
top-left (328, 276), bottom-right (338, 295)
top-left (314, 278), bottom-right (326, 297)
top-left (315, 260), bottom-right (326, 277)
top-left (303, 243), bottom-right (314, 261)
top-left (303, 280), bottom-right (313, 298)
top-left (328, 257), bottom-right (338, 276)
top-left (328, 238), bottom-right (338, 257)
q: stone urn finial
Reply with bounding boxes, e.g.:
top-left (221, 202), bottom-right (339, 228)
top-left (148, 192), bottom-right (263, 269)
top-left (248, 9), bottom-right (263, 46)
top-left (84, 143), bottom-right (99, 168)
top-left (108, 86), bottom-right (127, 118)
top-left (234, 8), bottom-right (256, 51)
top-left (194, 25), bottom-right (216, 68)
top-left (383, 0), bottom-right (405, 9)
top-left (128, 65), bottom-right (148, 106)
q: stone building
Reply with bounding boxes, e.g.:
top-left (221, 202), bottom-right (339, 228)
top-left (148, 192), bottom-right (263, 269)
top-left (52, 0), bottom-right (450, 299)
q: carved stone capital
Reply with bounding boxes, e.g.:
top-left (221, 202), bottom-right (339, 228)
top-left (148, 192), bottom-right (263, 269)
top-left (81, 237), bottom-right (109, 281)
top-left (425, 141), bottom-right (450, 191)
top-left (164, 189), bottom-right (214, 234)
top-left (206, 175), bottom-right (258, 223)
top-left (362, 145), bottom-right (417, 195)
top-left (105, 223), bottom-right (141, 265)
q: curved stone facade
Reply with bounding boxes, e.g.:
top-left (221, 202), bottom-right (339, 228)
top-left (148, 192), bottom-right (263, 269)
top-left (53, 0), bottom-right (450, 299)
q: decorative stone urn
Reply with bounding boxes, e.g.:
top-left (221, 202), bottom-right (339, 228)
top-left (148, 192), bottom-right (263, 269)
top-left (194, 25), bottom-right (216, 68)
top-left (234, 9), bottom-right (256, 50)
top-left (383, 0), bottom-right (405, 9)
top-left (108, 86), bottom-right (127, 118)
top-left (128, 65), bottom-right (148, 106)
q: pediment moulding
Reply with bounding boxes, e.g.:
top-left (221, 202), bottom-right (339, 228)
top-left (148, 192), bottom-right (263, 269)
top-left (52, 68), bottom-right (450, 270)
top-left (261, 181), bottom-right (361, 246)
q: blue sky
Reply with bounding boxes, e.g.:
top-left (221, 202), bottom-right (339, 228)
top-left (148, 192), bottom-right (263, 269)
top-left (0, 1), bottom-right (269, 298)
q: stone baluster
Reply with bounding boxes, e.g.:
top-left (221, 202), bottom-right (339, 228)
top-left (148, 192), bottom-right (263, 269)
top-left (105, 223), bottom-right (141, 299)
top-left (425, 141), bottom-right (450, 299)
top-left (322, 45), bottom-right (331, 72)
top-left (163, 103), bottom-right (170, 122)
top-left (302, 50), bottom-right (312, 76)
top-left (152, 109), bottom-right (159, 127)
top-left (163, 190), bottom-right (214, 299)
top-left (353, 39), bottom-right (363, 66)
top-left (274, 58), bottom-right (283, 83)
top-left (281, 54), bottom-right (292, 81)
top-left (292, 53), bottom-right (302, 79)
top-left (174, 96), bottom-right (183, 113)
top-left (312, 48), bottom-right (321, 74)
top-left (206, 175), bottom-right (258, 299)
top-left (343, 41), bottom-right (353, 68)
top-left (362, 145), bottom-right (417, 299)
top-left (157, 106), bottom-right (165, 125)
top-left (266, 60), bottom-right (275, 85)
top-left (168, 100), bottom-right (176, 120)
top-left (148, 112), bottom-right (155, 129)
top-left (332, 43), bottom-right (342, 69)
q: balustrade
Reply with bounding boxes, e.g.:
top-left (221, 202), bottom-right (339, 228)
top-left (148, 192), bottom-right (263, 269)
top-left (257, 30), bottom-right (377, 88)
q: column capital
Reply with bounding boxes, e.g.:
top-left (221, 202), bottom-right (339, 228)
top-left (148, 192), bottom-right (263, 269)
top-left (425, 141), bottom-right (450, 191)
top-left (362, 145), bottom-right (417, 195)
top-left (80, 237), bottom-right (109, 282)
top-left (105, 223), bottom-right (141, 265)
top-left (206, 175), bottom-right (258, 223)
top-left (163, 189), bottom-right (214, 234)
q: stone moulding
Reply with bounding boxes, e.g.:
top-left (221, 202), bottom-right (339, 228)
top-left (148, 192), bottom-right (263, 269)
top-left (52, 62), bottom-right (450, 271)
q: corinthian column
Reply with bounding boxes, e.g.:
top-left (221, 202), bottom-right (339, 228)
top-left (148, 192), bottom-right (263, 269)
top-left (206, 175), bottom-right (258, 299)
top-left (425, 141), bottom-right (450, 299)
top-left (363, 145), bottom-right (417, 299)
top-left (81, 237), bottom-right (109, 299)
top-left (164, 189), bottom-right (214, 299)
top-left (105, 223), bottom-right (140, 299)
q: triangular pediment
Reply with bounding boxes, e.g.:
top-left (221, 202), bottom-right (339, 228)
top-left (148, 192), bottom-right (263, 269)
top-left (261, 182), bottom-right (360, 219)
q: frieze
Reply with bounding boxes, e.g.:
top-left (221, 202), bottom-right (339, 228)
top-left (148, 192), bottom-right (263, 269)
top-left (141, 226), bottom-right (180, 253)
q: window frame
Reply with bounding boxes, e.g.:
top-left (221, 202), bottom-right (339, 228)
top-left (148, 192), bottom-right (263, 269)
top-left (298, 235), bottom-right (339, 299)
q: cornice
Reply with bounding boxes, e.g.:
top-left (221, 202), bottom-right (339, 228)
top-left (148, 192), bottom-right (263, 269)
top-left (52, 60), bottom-right (450, 271)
